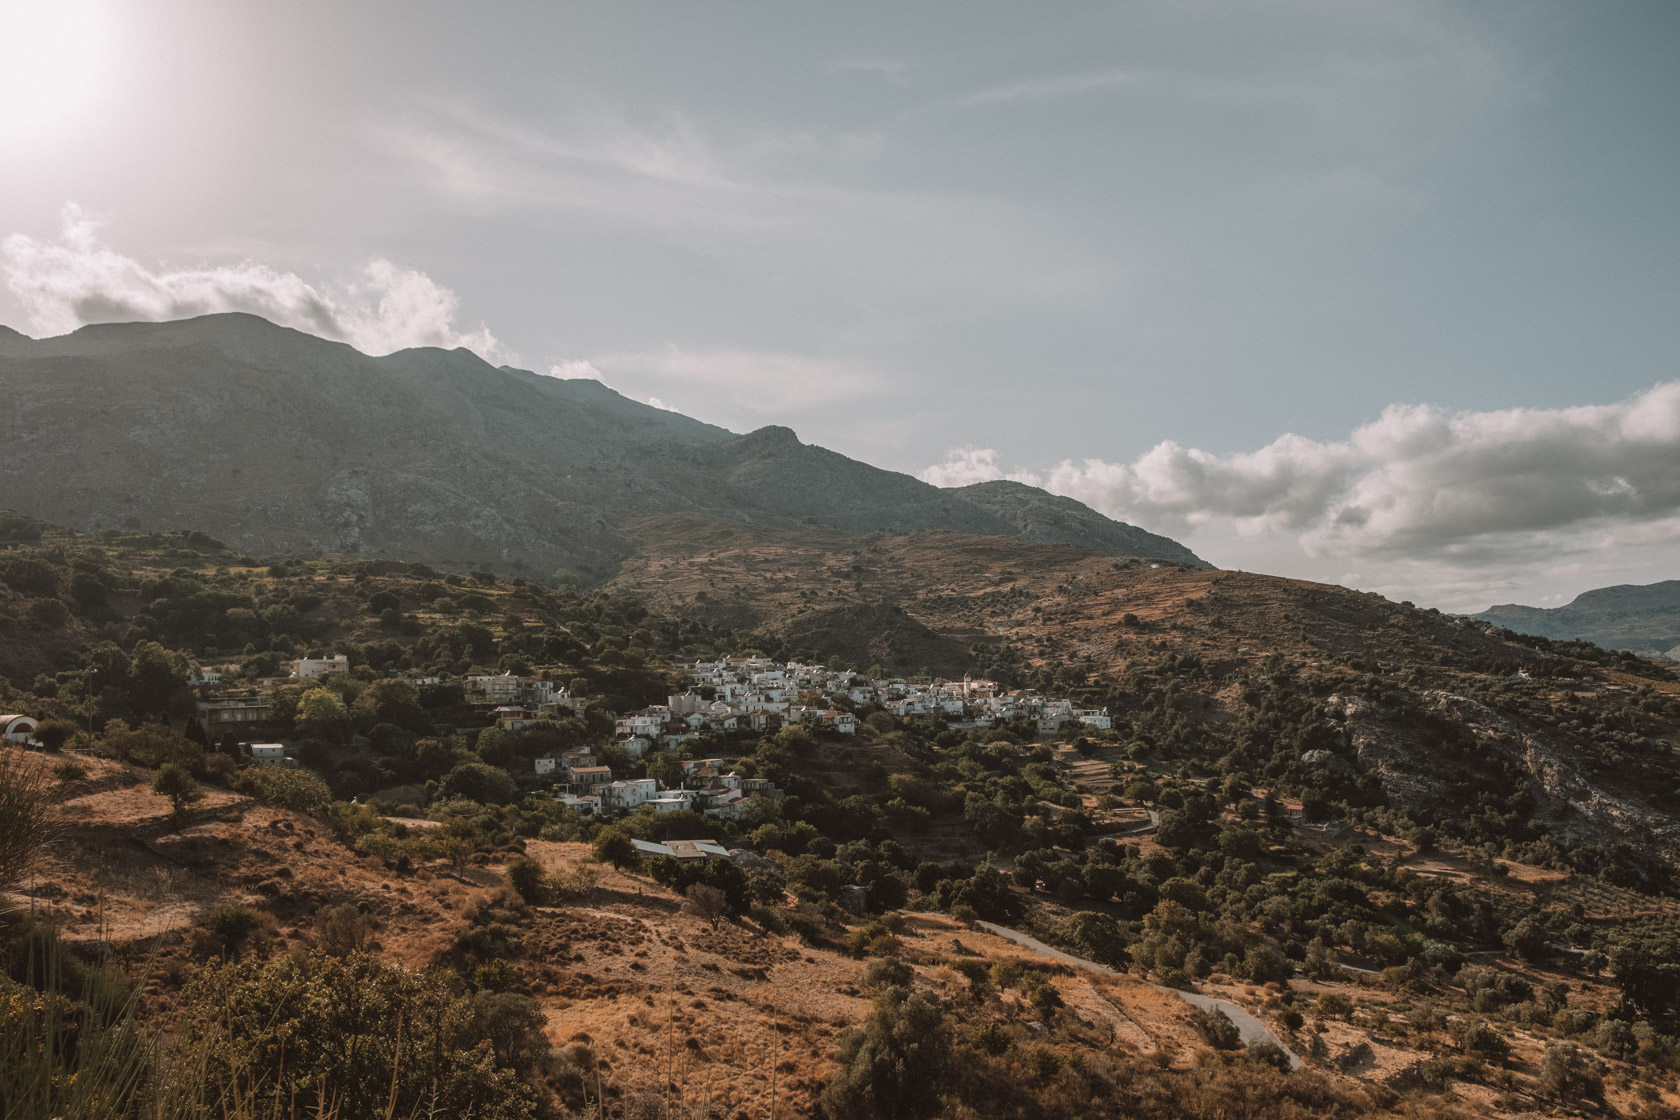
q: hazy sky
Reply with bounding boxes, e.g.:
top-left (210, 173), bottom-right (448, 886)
top-left (3, 1), bottom-right (1678, 611)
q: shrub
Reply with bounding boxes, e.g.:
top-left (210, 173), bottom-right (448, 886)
top-left (547, 864), bottom-right (599, 903)
top-left (684, 883), bottom-right (729, 929)
top-left (748, 904), bottom-right (788, 934)
top-left (504, 856), bottom-right (547, 905)
top-left (202, 905), bottom-right (261, 958)
top-left (862, 957), bottom-right (913, 991)
top-left (52, 761), bottom-right (86, 784)
top-left (951, 958), bottom-right (993, 1001)
top-left (34, 719), bottom-right (78, 751)
top-left (235, 767), bottom-right (332, 816)
top-left (1191, 1005), bottom-right (1243, 1050)
top-left (1538, 1041), bottom-right (1604, 1103)
top-left (181, 952), bottom-right (536, 1119)
top-left (1595, 1019), bottom-right (1638, 1061)
top-left (315, 903), bottom-right (374, 956)
top-left (821, 987), bottom-right (953, 1120)
top-left (971, 1020), bottom-right (1011, 1055)
top-left (1316, 992), bottom-right (1353, 1019)
top-left (1248, 1040), bottom-right (1293, 1072)
top-left (1458, 1019), bottom-right (1510, 1061)
top-left (1028, 979), bottom-right (1064, 1022)
top-left (1022, 1043), bottom-right (1062, 1080)
top-left (27, 597), bottom-right (70, 627)
top-left (152, 762), bottom-right (202, 824)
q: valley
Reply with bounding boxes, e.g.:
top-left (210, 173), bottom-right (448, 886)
top-left (3, 514), bottom-right (1680, 1118)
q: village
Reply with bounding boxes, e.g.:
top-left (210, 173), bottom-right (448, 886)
top-left (176, 653), bottom-right (1114, 828)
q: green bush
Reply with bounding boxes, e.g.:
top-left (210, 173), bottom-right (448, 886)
top-left (821, 987), bottom-right (953, 1120)
top-left (1248, 1040), bottom-right (1293, 1072)
top-left (1538, 1041), bottom-right (1603, 1103)
top-left (201, 905), bottom-right (261, 958)
top-left (862, 956), bottom-right (914, 991)
top-left (234, 766), bottom-right (332, 816)
top-left (504, 856), bottom-right (547, 905)
top-left (1191, 1005), bottom-right (1242, 1050)
top-left (971, 1020), bottom-right (1011, 1055)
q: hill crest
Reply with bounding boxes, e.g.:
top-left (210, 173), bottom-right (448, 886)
top-left (0, 312), bottom-right (1204, 580)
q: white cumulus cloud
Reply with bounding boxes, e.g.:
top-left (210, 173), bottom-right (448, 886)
top-left (918, 447), bottom-right (1040, 488)
top-left (2, 203), bottom-right (507, 360)
top-left (546, 359), bottom-right (607, 382)
top-left (923, 381), bottom-right (1680, 595)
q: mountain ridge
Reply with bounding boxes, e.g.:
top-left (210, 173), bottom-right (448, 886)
top-left (1478, 579), bottom-right (1680, 660)
top-left (0, 312), bottom-right (1206, 579)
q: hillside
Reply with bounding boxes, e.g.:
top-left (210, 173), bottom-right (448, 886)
top-left (948, 479), bottom-right (1208, 567)
top-left (608, 516), bottom-right (1680, 869)
top-left (0, 313), bottom-right (1202, 581)
top-left (5, 520), bottom-right (1680, 1118)
top-left (1479, 580), bottom-right (1680, 660)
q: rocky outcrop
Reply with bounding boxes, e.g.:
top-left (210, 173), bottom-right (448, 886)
top-left (1335, 690), bottom-right (1680, 863)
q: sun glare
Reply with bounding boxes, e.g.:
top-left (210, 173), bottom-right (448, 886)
top-left (0, 0), bottom-right (112, 143)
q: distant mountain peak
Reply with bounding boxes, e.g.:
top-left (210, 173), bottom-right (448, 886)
top-left (1478, 579), bottom-right (1680, 659)
top-left (0, 312), bottom-right (1209, 580)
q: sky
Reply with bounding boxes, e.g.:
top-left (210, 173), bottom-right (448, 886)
top-left (2, 1), bottom-right (1677, 612)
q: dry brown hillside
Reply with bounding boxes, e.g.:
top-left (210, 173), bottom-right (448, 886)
top-left (610, 516), bottom-right (1543, 679)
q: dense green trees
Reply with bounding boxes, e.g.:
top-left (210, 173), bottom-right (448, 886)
top-left (822, 986), bottom-right (953, 1120)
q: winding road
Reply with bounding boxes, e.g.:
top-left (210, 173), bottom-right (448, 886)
top-left (974, 921), bottom-right (1303, 1069)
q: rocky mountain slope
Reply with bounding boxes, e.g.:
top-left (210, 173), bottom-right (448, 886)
top-left (0, 313), bottom-right (1203, 580)
top-left (1478, 580), bottom-right (1680, 660)
top-left (947, 480), bottom-right (1206, 567)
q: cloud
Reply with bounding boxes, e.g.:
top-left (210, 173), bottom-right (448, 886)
top-left (547, 359), bottom-right (607, 382)
top-left (918, 447), bottom-right (1039, 488)
top-left (924, 381), bottom-right (1680, 579)
top-left (1, 203), bottom-right (507, 360)
top-left (589, 344), bottom-right (885, 416)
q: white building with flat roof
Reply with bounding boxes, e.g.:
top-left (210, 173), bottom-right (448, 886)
top-left (290, 655), bottom-right (350, 680)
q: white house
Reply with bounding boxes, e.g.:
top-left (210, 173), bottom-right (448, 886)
top-left (1073, 708), bottom-right (1112, 731)
top-left (290, 655), bottom-right (350, 680)
top-left (602, 777), bottom-right (659, 810)
top-left (558, 793), bottom-right (600, 815)
top-left (247, 742), bottom-right (287, 766)
top-left (698, 787), bottom-right (747, 819)
top-left (614, 707), bottom-right (671, 738)
top-left (648, 790), bottom-right (700, 813)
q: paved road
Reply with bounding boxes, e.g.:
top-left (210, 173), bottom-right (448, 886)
top-left (973, 921), bottom-right (1303, 1069)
